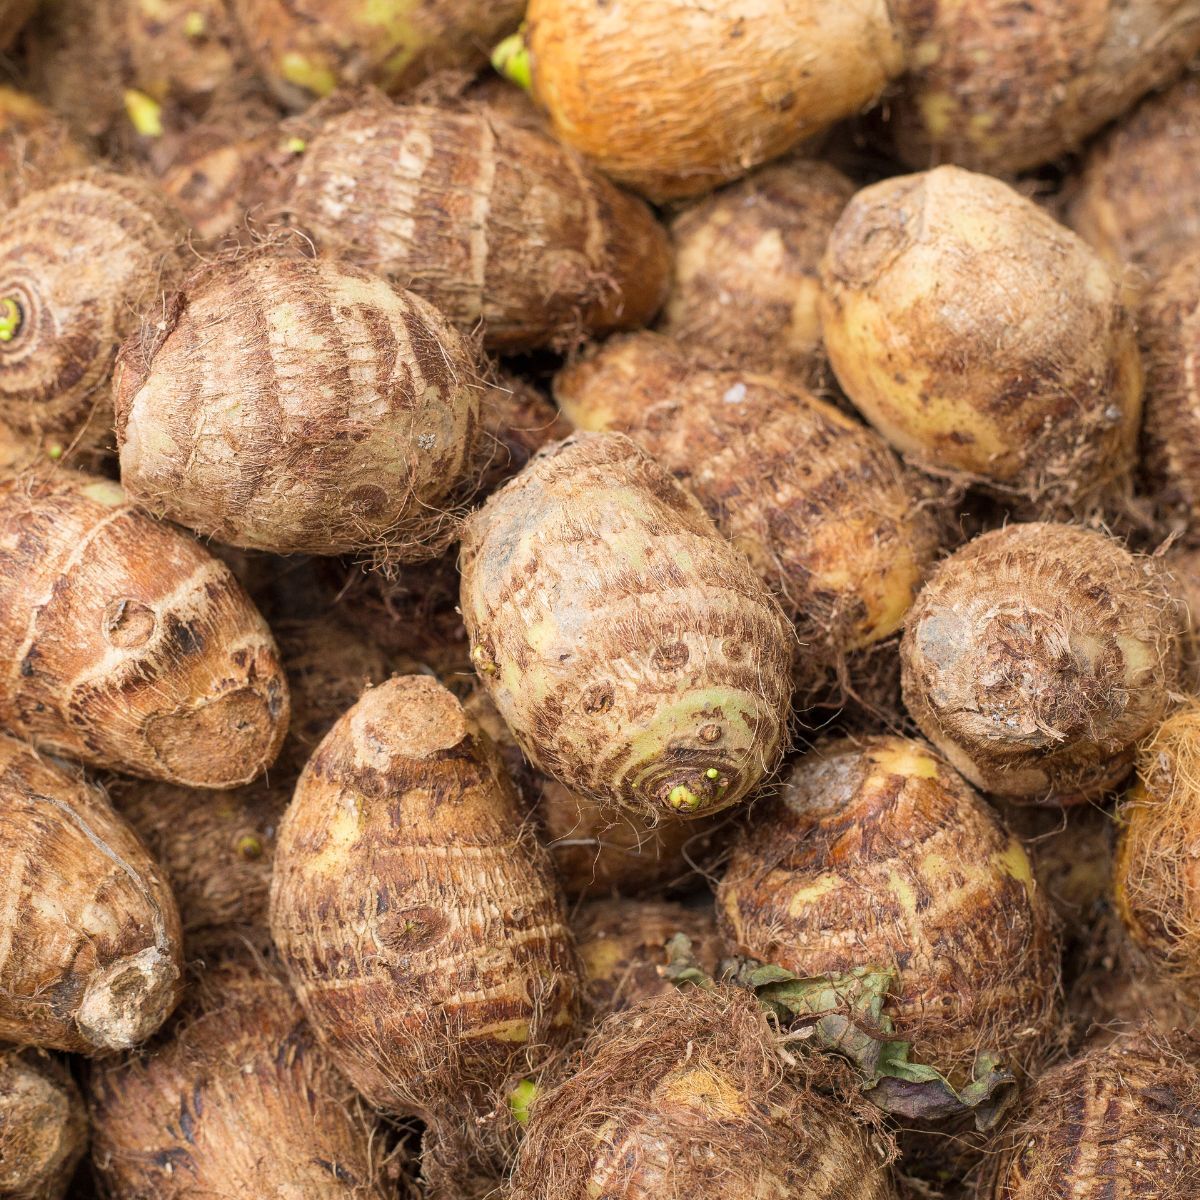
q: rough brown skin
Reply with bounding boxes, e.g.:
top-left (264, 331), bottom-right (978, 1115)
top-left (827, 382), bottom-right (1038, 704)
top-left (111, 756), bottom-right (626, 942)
top-left (510, 984), bottom-right (898, 1200)
top-left (284, 97), bottom-right (671, 351)
top-left (0, 471), bottom-right (289, 787)
top-left (89, 951), bottom-right (392, 1200)
top-left (460, 432), bottom-right (795, 823)
top-left (901, 523), bottom-right (1183, 802)
top-left (269, 675), bottom-right (579, 1198)
top-left (660, 159), bottom-right (856, 390)
top-left (889, 0), bottom-right (1200, 175)
top-left (522, 0), bottom-right (904, 203)
top-left (0, 0), bottom-right (36, 47)
top-left (978, 1034), bottom-right (1200, 1197)
top-left (820, 166), bottom-right (1143, 517)
top-left (554, 333), bottom-right (941, 674)
top-left (0, 735), bottom-right (183, 1054)
top-left (0, 1051), bottom-right (86, 1200)
top-left (114, 253), bottom-right (486, 560)
top-left (718, 737), bottom-right (1061, 1093)
top-left (1166, 543), bottom-right (1200, 688)
top-left (0, 171), bottom-right (186, 469)
top-left (476, 375), bottom-right (570, 499)
top-left (0, 88), bottom-right (88, 210)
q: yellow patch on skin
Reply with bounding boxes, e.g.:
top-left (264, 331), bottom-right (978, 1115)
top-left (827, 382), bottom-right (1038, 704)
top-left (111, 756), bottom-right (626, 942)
top-left (580, 937), bottom-right (623, 981)
top-left (995, 838), bottom-right (1035, 890)
top-left (887, 868), bottom-right (919, 918)
top-left (658, 1065), bottom-right (745, 1118)
top-left (471, 1017), bottom-right (531, 1043)
top-left (310, 802), bottom-right (361, 871)
top-left (866, 742), bottom-right (940, 780)
top-left (123, 90), bottom-right (163, 138)
top-left (919, 92), bottom-right (957, 139)
top-left (81, 480), bottom-right (126, 507)
top-left (785, 873), bottom-right (840, 916)
top-left (280, 52), bottom-right (338, 97)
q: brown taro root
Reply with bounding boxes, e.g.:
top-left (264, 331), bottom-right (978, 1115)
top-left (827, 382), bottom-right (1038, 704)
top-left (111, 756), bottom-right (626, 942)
top-left (660, 159), bottom-right (856, 389)
top-left (1167, 543), bottom-right (1200, 688)
top-left (459, 432), bottom-right (795, 822)
top-left (0, 1050), bottom-right (86, 1200)
top-left (284, 99), bottom-right (670, 351)
top-left (514, 0), bottom-right (904, 203)
top-left (901, 523), bottom-right (1182, 803)
top-left (888, 0), bottom-right (1200, 176)
top-left (0, 171), bottom-right (185, 469)
top-left (114, 253), bottom-right (486, 560)
top-left (269, 676), bottom-right (579, 1196)
top-left (0, 88), bottom-right (88, 209)
top-left (820, 166), bottom-right (1142, 516)
top-left (89, 951), bottom-right (391, 1200)
top-left (510, 984), bottom-right (897, 1200)
top-left (718, 737), bottom-right (1060, 1122)
top-left (978, 1034), bottom-right (1200, 1197)
top-left (476, 375), bottom-right (570, 498)
top-left (554, 334), bottom-right (941, 670)
top-left (0, 472), bottom-right (288, 787)
top-left (0, 735), bottom-right (183, 1054)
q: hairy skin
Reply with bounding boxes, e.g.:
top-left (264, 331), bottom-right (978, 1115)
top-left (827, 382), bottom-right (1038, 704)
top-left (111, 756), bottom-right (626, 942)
top-left (476, 375), bottom-right (570, 498)
top-left (460, 432), bottom-right (795, 822)
top-left (1166, 543), bottom-right (1200, 688)
top-left (0, 735), bottom-right (183, 1054)
top-left (901, 523), bottom-right (1182, 802)
top-left (0, 87), bottom-right (87, 209)
top-left (0, 1050), bottom-right (86, 1200)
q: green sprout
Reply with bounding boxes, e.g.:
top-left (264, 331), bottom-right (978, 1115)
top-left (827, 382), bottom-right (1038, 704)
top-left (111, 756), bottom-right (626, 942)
top-left (46, 444), bottom-right (63, 462)
top-left (235, 834), bottom-right (264, 860)
top-left (492, 30), bottom-right (532, 92)
top-left (124, 89), bottom-right (164, 138)
top-left (0, 297), bottom-right (21, 343)
top-left (284, 136), bottom-right (308, 155)
top-left (667, 784), bottom-right (700, 812)
top-left (508, 1078), bottom-right (538, 1126)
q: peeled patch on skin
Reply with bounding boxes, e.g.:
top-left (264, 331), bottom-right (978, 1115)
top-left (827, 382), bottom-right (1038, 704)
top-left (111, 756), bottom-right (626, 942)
top-left (0, 1049), bottom-right (87, 1198)
top-left (459, 431), bottom-right (795, 822)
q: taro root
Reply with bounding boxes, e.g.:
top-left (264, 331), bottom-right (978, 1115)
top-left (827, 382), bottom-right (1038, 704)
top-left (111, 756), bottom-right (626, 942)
top-left (476, 375), bottom-right (570, 498)
top-left (511, 0), bottom-right (904, 203)
top-left (0, 735), bottom-right (183, 1054)
top-left (901, 523), bottom-right (1182, 802)
top-left (89, 951), bottom-right (391, 1199)
top-left (660, 159), bottom-right (856, 388)
top-left (1167, 543), bottom-right (1200, 688)
top-left (284, 99), bottom-right (670, 351)
top-left (717, 736), bottom-right (1061, 1124)
top-left (114, 253), bottom-right (486, 560)
top-left (0, 87), bottom-right (88, 209)
top-left (554, 333), bottom-right (941, 671)
top-left (820, 166), bottom-right (1142, 516)
top-left (0, 471), bottom-right (289, 788)
top-left (0, 1050), bottom-right (87, 1200)
top-left (510, 984), bottom-right (898, 1200)
top-left (888, 0), bottom-right (1200, 175)
top-left (269, 675), bottom-right (579, 1197)
top-left (459, 432), bottom-right (795, 822)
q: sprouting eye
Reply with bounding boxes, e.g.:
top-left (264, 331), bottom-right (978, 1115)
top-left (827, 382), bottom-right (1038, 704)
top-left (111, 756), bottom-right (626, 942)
top-left (0, 296), bottom-right (22, 344)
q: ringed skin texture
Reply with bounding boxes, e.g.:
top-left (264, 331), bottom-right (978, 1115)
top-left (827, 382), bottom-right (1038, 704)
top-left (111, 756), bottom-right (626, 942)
top-left (0, 1050), bottom-right (87, 1200)
top-left (459, 432), bottom-right (795, 822)
top-left (510, 984), bottom-right (898, 1200)
top-left (555, 333), bottom-right (941, 669)
top-left (820, 166), bottom-right (1142, 516)
top-left (718, 737), bottom-right (1061, 1096)
top-left (901, 523), bottom-right (1183, 803)
top-left (520, 0), bottom-right (904, 203)
top-left (114, 253), bottom-right (486, 560)
top-left (284, 99), bottom-right (671, 352)
top-left (0, 735), bottom-right (183, 1055)
top-left (269, 676), bottom-right (580, 1196)
top-left (89, 952), bottom-right (392, 1200)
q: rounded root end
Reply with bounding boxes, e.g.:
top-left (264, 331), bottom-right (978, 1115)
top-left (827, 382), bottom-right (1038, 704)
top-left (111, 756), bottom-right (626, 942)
top-left (76, 946), bottom-right (180, 1051)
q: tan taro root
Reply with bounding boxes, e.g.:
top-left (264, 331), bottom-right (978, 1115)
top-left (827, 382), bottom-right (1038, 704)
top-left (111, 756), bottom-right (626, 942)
top-left (820, 165), bottom-right (1142, 515)
top-left (554, 333), bottom-right (941, 671)
top-left (660, 159), bottom-right (856, 388)
top-left (514, 0), bottom-right (904, 203)
top-left (283, 99), bottom-right (670, 352)
top-left (888, 0), bottom-right (1200, 175)
top-left (0, 471), bottom-right (289, 787)
top-left (0, 734), bottom-right (183, 1054)
top-left (718, 737), bottom-right (1060, 1113)
top-left (978, 1034), bottom-right (1200, 1197)
top-left (0, 88), bottom-right (87, 210)
top-left (0, 171), bottom-right (185, 469)
top-left (114, 253), bottom-right (486, 560)
top-left (459, 432), bottom-right (795, 821)
top-left (0, 1050), bottom-right (86, 1200)
top-left (89, 951), bottom-right (391, 1200)
top-left (269, 675), bottom-right (579, 1195)
top-left (510, 984), bottom-right (897, 1200)
top-left (901, 523), bottom-right (1182, 802)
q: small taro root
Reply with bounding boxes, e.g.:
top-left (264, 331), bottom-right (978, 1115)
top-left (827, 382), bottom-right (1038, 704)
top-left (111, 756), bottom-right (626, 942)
top-left (476, 375), bottom-right (570, 498)
top-left (901, 523), bottom-right (1182, 802)
top-left (0, 1051), bottom-right (86, 1200)
top-left (89, 951), bottom-right (391, 1200)
top-left (717, 737), bottom-right (1060, 1118)
top-left (510, 984), bottom-right (897, 1200)
top-left (284, 99), bottom-right (670, 351)
top-left (978, 1034), bottom-right (1200, 1197)
top-left (269, 676), bottom-right (579, 1195)
top-left (660, 159), bottom-right (856, 389)
top-left (0, 471), bottom-right (289, 787)
top-left (888, 0), bottom-right (1200, 175)
top-left (554, 334), bottom-right (941, 670)
top-left (0, 88), bottom-right (88, 209)
top-left (114, 253), bottom-right (485, 560)
top-left (0, 171), bottom-right (185, 467)
top-left (0, 735), bottom-right (183, 1054)
top-left (820, 166), bottom-right (1142, 516)
top-left (459, 432), bottom-right (795, 822)
top-left (516, 0), bottom-right (904, 203)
